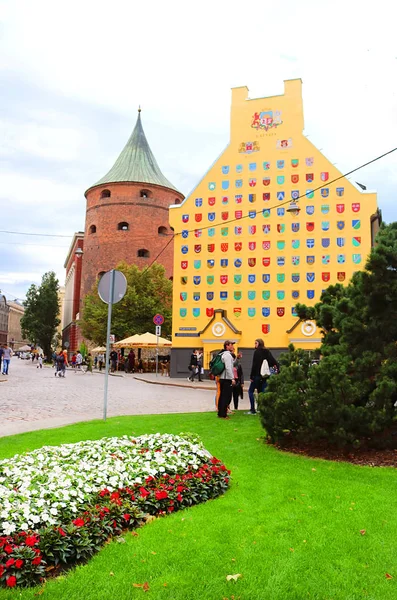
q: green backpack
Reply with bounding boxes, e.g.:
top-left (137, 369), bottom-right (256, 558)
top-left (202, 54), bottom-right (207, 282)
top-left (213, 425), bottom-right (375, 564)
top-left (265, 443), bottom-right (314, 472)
top-left (209, 351), bottom-right (225, 376)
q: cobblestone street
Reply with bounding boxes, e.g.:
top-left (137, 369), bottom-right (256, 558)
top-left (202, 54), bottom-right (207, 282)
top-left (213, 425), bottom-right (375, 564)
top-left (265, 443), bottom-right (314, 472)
top-left (0, 359), bottom-right (248, 437)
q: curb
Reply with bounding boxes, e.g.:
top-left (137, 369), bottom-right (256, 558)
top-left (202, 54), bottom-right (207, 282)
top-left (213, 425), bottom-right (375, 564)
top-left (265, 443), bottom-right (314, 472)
top-left (132, 376), bottom-right (215, 390)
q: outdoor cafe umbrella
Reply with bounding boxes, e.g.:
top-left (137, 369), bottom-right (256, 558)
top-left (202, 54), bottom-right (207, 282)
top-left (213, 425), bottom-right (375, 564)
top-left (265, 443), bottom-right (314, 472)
top-left (91, 346), bottom-right (106, 353)
top-left (114, 332), bottom-right (172, 348)
top-left (18, 345), bottom-right (32, 352)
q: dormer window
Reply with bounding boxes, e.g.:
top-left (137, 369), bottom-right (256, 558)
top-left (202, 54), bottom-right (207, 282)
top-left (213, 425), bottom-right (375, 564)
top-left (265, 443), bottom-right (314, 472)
top-left (118, 222), bottom-right (129, 231)
top-left (89, 225), bottom-right (97, 234)
top-left (137, 249), bottom-right (150, 258)
top-left (140, 189), bottom-right (152, 199)
top-left (100, 189), bottom-right (111, 199)
top-left (158, 226), bottom-right (168, 236)
top-left (174, 198), bottom-right (181, 204)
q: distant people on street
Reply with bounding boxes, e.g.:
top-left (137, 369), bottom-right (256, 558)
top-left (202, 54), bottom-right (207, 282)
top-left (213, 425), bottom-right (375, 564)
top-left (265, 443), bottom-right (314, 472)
top-left (94, 355), bottom-right (98, 369)
top-left (1, 344), bottom-right (12, 375)
top-left (52, 351), bottom-right (57, 368)
top-left (75, 351), bottom-right (83, 372)
top-left (37, 354), bottom-right (43, 369)
top-left (110, 349), bottom-right (118, 372)
top-left (31, 353), bottom-right (35, 364)
top-left (71, 353), bottom-right (76, 369)
top-left (62, 348), bottom-right (69, 368)
top-left (137, 358), bottom-right (144, 373)
top-left (231, 352), bottom-right (244, 411)
top-left (86, 353), bottom-right (93, 373)
top-left (98, 352), bottom-right (104, 371)
top-left (0, 345), bottom-right (4, 373)
top-left (247, 338), bottom-right (279, 415)
top-left (188, 350), bottom-right (199, 382)
top-left (217, 340), bottom-right (236, 419)
top-left (128, 349), bottom-right (136, 373)
top-left (55, 351), bottom-right (66, 377)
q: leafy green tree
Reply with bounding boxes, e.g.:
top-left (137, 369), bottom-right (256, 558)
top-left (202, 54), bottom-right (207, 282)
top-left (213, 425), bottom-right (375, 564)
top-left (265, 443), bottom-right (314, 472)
top-left (21, 272), bottom-right (60, 361)
top-left (259, 223), bottom-right (397, 449)
top-left (80, 262), bottom-right (172, 345)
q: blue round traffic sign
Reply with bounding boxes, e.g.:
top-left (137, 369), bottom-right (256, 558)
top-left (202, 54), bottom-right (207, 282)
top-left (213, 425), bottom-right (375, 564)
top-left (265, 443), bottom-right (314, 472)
top-left (153, 314), bottom-right (164, 326)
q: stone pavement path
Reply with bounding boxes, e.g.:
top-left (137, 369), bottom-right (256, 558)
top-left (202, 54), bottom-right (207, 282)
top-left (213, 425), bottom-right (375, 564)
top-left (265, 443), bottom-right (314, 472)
top-left (0, 359), bottom-right (251, 437)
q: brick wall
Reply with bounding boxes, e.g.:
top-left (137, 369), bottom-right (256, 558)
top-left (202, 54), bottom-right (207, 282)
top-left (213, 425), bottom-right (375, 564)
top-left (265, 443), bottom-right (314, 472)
top-left (81, 182), bottom-right (184, 298)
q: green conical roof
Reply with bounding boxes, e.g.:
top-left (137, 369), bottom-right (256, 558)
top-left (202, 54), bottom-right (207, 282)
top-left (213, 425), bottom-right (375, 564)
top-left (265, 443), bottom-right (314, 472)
top-left (88, 110), bottom-right (179, 193)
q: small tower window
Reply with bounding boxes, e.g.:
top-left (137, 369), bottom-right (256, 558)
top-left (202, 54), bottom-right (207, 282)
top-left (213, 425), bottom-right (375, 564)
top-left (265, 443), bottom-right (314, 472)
top-left (100, 189), bottom-right (111, 199)
top-left (158, 226), bottom-right (168, 236)
top-left (140, 189), bottom-right (152, 199)
top-left (89, 225), bottom-right (97, 234)
top-left (118, 222), bottom-right (129, 231)
top-left (174, 198), bottom-right (181, 204)
top-left (137, 249), bottom-right (150, 258)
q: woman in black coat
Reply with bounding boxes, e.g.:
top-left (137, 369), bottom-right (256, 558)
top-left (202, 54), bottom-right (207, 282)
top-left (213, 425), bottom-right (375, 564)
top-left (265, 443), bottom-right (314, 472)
top-left (247, 338), bottom-right (278, 415)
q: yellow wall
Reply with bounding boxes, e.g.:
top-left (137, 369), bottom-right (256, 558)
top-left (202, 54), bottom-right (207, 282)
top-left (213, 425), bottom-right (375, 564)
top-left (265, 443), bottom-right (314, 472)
top-left (169, 80), bottom-right (378, 361)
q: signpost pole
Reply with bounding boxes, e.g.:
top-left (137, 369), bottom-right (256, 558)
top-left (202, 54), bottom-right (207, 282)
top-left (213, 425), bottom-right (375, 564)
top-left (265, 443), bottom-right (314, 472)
top-left (156, 330), bottom-right (159, 378)
top-left (103, 269), bottom-right (115, 421)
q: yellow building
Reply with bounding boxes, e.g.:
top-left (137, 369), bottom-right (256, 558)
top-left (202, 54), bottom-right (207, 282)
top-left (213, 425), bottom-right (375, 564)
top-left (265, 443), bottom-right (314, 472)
top-left (169, 79), bottom-right (380, 375)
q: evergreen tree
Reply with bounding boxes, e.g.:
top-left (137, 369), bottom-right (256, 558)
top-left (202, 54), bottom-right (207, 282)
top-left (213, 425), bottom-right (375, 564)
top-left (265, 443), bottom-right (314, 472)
top-left (21, 272), bottom-right (60, 361)
top-left (259, 223), bottom-right (397, 449)
top-left (80, 262), bottom-right (172, 345)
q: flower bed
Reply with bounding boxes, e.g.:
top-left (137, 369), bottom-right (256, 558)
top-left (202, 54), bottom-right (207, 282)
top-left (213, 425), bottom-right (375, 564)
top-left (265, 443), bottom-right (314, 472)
top-left (0, 433), bottom-right (230, 588)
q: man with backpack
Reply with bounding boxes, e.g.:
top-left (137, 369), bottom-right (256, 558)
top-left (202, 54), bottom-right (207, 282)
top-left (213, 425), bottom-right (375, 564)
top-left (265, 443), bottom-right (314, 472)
top-left (214, 340), bottom-right (236, 419)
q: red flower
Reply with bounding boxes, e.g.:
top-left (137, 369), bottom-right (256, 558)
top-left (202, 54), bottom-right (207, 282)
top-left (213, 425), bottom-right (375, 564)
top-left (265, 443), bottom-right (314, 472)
top-left (72, 518), bottom-right (85, 527)
top-left (15, 559), bottom-right (24, 569)
top-left (176, 485), bottom-right (184, 492)
top-left (0, 565), bottom-right (3, 577)
top-left (25, 535), bottom-right (38, 547)
top-left (58, 528), bottom-right (66, 537)
top-left (6, 558), bottom-right (15, 568)
top-left (99, 488), bottom-right (109, 497)
top-left (6, 576), bottom-right (17, 588)
top-left (123, 513), bottom-right (131, 521)
top-left (177, 493), bottom-right (183, 502)
top-left (4, 544), bottom-right (13, 554)
top-left (155, 490), bottom-right (168, 500)
top-left (168, 506), bottom-right (174, 512)
top-left (139, 487), bottom-right (150, 498)
top-left (32, 556), bottom-right (42, 566)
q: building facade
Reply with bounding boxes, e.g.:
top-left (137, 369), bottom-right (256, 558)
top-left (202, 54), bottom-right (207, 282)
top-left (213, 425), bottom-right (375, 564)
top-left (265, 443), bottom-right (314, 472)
top-left (7, 301), bottom-right (29, 350)
top-left (0, 294), bottom-right (9, 345)
top-left (169, 79), bottom-right (380, 376)
top-left (62, 233), bottom-right (84, 353)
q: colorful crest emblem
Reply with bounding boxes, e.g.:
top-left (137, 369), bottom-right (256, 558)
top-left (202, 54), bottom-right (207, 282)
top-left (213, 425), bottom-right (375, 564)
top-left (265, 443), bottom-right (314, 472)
top-left (277, 176), bottom-right (285, 185)
top-left (277, 208), bottom-right (285, 217)
top-left (306, 222), bottom-right (315, 232)
top-left (292, 273), bottom-right (300, 283)
top-left (235, 242), bottom-right (242, 251)
top-left (262, 209), bottom-right (270, 218)
top-left (182, 214), bottom-right (189, 223)
top-left (262, 307), bottom-right (270, 317)
top-left (207, 244), bottom-right (215, 253)
top-left (322, 221), bottom-right (330, 231)
top-left (352, 219), bottom-right (361, 229)
top-left (220, 292), bottom-right (228, 300)
top-left (321, 238), bottom-right (330, 248)
top-left (337, 272), bottom-right (346, 282)
top-left (208, 212), bottom-right (215, 221)
top-left (221, 212), bottom-right (228, 221)
top-left (337, 254), bottom-right (345, 264)
top-left (352, 203), bottom-right (360, 213)
top-left (181, 245), bottom-right (188, 254)
top-left (234, 258), bottom-right (242, 268)
top-left (235, 210), bottom-right (242, 219)
top-left (292, 239), bottom-right (300, 249)
top-left (291, 223), bottom-right (300, 233)
top-left (249, 178), bottom-right (257, 187)
top-left (263, 240), bottom-right (271, 250)
top-left (180, 276), bottom-right (188, 285)
top-left (234, 275), bottom-right (242, 285)
top-left (277, 241), bottom-right (285, 250)
top-left (221, 227), bottom-right (228, 236)
top-left (206, 307), bottom-right (214, 316)
top-left (220, 275), bottom-right (228, 284)
top-left (306, 238), bottom-right (315, 248)
top-left (236, 164), bottom-right (243, 173)
top-left (248, 291), bottom-right (256, 300)
top-left (292, 307), bottom-right (298, 316)
top-left (263, 161), bottom-right (270, 170)
top-left (277, 307), bottom-right (285, 317)
top-left (194, 260), bottom-right (201, 269)
top-left (306, 256), bottom-right (315, 265)
top-left (262, 257), bottom-right (271, 267)
top-left (222, 181), bottom-right (229, 190)
top-left (249, 211), bottom-right (257, 218)
top-left (195, 197), bottom-right (203, 207)
top-left (306, 205), bottom-right (314, 215)
top-left (277, 257), bottom-right (285, 266)
top-left (233, 308), bottom-right (241, 318)
top-left (208, 182), bottom-right (216, 191)
top-left (291, 190), bottom-right (299, 200)
top-left (249, 225), bottom-right (256, 235)
top-left (194, 244), bottom-right (201, 253)
top-left (306, 173), bottom-right (314, 182)
top-left (277, 291), bottom-right (285, 301)
top-left (277, 224), bottom-right (285, 233)
top-left (195, 214), bottom-right (202, 222)
top-left (277, 273), bottom-right (285, 283)
top-left (292, 290), bottom-right (300, 300)
top-left (182, 230), bottom-right (189, 238)
top-left (194, 229), bottom-right (202, 238)
top-left (321, 205), bottom-right (330, 214)
top-left (193, 276), bottom-right (201, 285)
top-left (248, 241), bottom-right (256, 251)
top-left (180, 308), bottom-right (187, 317)
top-left (320, 188), bottom-right (329, 198)
top-left (234, 292), bottom-right (242, 300)
top-left (249, 162), bottom-right (257, 171)
top-left (291, 159), bottom-right (299, 168)
top-left (336, 204), bottom-right (345, 214)
top-left (263, 177), bottom-right (271, 186)
top-left (352, 236), bottom-right (361, 247)
top-left (248, 257), bottom-right (256, 267)
top-left (192, 308), bottom-right (200, 317)
top-left (306, 272), bottom-right (315, 283)
top-left (321, 172), bottom-right (329, 182)
top-left (181, 261), bottom-right (188, 269)
top-left (249, 194), bottom-right (256, 203)
top-left (262, 291), bottom-right (270, 300)
top-left (353, 254), bottom-right (361, 264)
top-left (263, 274), bottom-right (271, 283)
top-left (322, 255), bottom-right (330, 265)
top-left (222, 166), bottom-right (229, 175)
top-left (322, 272), bottom-right (330, 282)
top-left (235, 194), bottom-right (242, 204)
top-left (220, 259), bottom-right (228, 268)
top-left (292, 256), bottom-right (300, 266)
top-left (248, 274), bottom-right (256, 284)
top-left (248, 308), bottom-right (256, 318)
top-left (277, 160), bottom-right (284, 169)
top-left (336, 187), bottom-right (344, 197)
top-left (337, 221), bottom-right (345, 230)
top-left (235, 179), bottom-right (243, 188)
top-left (180, 292), bottom-right (187, 301)
top-left (207, 276), bottom-right (214, 285)
top-left (307, 290), bottom-right (315, 299)
top-left (277, 192), bottom-right (285, 201)
top-left (337, 237), bottom-right (345, 247)
top-left (262, 324), bottom-right (270, 334)
top-left (208, 197), bottom-right (216, 206)
top-left (291, 174), bottom-right (299, 184)
top-left (207, 259), bottom-right (214, 268)
top-left (193, 293), bottom-right (200, 302)
top-left (306, 189), bottom-right (314, 199)
top-left (305, 157), bottom-right (314, 166)
top-left (263, 193), bottom-right (270, 201)
top-left (220, 243), bottom-right (228, 252)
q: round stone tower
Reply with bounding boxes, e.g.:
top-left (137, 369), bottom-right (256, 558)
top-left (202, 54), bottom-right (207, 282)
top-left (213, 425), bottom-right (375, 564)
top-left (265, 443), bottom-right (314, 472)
top-left (81, 109), bottom-right (184, 298)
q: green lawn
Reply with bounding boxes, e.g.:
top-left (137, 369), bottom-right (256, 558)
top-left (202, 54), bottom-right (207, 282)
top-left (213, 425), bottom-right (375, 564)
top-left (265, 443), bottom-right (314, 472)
top-left (1, 412), bottom-right (396, 600)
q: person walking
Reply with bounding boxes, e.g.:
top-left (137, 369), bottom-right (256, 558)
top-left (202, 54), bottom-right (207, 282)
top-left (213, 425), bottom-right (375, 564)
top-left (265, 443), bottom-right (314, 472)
top-left (188, 350), bottom-right (198, 382)
top-left (247, 338), bottom-right (279, 415)
top-left (75, 351), bottom-right (84, 372)
top-left (0, 345), bottom-right (4, 374)
top-left (71, 353), bottom-right (77, 369)
top-left (1, 344), bottom-right (12, 375)
top-left (98, 352), bottom-right (104, 371)
top-left (231, 352), bottom-right (244, 411)
top-left (218, 340), bottom-right (236, 419)
top-left (86, 353), bottom-right (93, 373)
top-left (127, 349), bottom-right (136, 373)
top-left (55, 351), bottom-right (66, 377)
top-left (110, 349), bottom-right (118, 373)
top-left (37, 354), bottom-right (43, 369)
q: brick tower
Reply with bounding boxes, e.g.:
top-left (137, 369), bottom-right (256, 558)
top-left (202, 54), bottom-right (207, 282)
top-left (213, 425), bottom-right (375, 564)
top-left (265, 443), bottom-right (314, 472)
top-left (81, 109), bottom-right (184, 299)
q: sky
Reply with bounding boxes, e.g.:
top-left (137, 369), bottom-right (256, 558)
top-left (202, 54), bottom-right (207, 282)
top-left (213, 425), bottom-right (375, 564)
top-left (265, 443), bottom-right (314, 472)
top-left (1, 0), bottom-right (396, 302)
